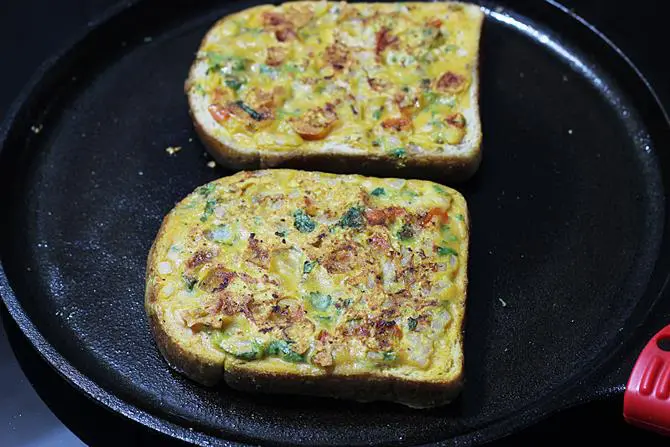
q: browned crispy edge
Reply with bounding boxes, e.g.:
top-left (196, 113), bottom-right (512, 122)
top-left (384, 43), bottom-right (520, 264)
top-left (185, 3), bottom-right (484, 183)
top-left (145, 214), bottom-right (227, 386)
top-left (145, 174), bottom-right (469, 408)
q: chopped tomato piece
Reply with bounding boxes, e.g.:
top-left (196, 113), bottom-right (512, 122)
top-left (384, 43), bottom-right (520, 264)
top-left (208, 104), bottom-right (230, 123)
top-left (436, 71), bottom-right (466, 93)
top-left (381, 117), bottom-right (412, 131)
top-left (420, 207), bottom-right (449, 227)
top-left (365, 207), bottom-right (406, 226)
top-left (385, 207), bottom-right (406, 220)
top-left (275, 27), bottom-right (297, 42)
top-left (375, 27), bottom-right (398, 57)
top-left (290, 104), bottom-right (338, 140)
top-left (445, 113), bottom-right (466, 128)
top-left (364, 209), bottom-right (386, 225)
top-left (317, 330), bottom-right (330, 342)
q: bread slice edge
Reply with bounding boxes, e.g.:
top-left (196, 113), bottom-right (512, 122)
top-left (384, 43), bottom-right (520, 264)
top-left (144, 171), bottom-right (469, 408)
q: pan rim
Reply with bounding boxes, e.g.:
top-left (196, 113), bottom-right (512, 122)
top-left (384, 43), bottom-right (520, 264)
top-left (0, 0), bottom-right (669, 445)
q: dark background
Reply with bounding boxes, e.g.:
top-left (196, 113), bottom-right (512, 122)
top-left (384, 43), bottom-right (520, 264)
top-left (1, 0), bottom-right (669, 445)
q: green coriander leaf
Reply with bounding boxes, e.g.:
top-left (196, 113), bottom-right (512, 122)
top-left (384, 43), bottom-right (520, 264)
top-left (382, 351), bottom-right (397, 362)
top-left (200, 199), bottom-right (217, 222)
top-left (293, 209), bottom-right (316, 233)
top-left (196, 183), bottom-right (216, 196)
top-left (303, 260), bottom-right (317, 274)
top-left (407, 317), bottom-right (418, 331)
top-left (283, 63), bottom-right (302, 73)
top-left (266, 340), bottom-right (304, 363)
top-left (339, 206), bottom-right (365, 229)
top-left (397, 223), bottom-right (414, 241)
top-left (182, 274), bottom-right (197, 291)
top-left (424, 91), bottom-right (438, 104)
top-left (308, 291), bottom-right (332, 311)
top-left (224, 77), bottom-right (244, 91)
top-left (204, 52), bottom-right (246, 72)
top-left (438, 246), bottom-right (458, 256)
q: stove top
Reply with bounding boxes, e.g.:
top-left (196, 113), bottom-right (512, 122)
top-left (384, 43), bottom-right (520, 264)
top-left (0, 317), bottom-right (83, 446)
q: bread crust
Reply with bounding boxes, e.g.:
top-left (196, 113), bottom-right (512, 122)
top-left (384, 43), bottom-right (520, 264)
top-left (146, 217), bottom-right (225, 386)
top-left (185, 2), bottom-right (484, 182)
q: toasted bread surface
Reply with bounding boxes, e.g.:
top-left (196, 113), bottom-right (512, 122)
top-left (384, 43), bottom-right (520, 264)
top-left (146, 169), bottom-right (469, 407)
top-left (186, 2), bottom-right (484, 181)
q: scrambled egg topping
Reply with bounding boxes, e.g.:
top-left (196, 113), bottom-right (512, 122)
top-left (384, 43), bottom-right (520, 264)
top-left (150, 170), bottom-right (468, 372)
top-left (189, 1), bottom-right (482, 157)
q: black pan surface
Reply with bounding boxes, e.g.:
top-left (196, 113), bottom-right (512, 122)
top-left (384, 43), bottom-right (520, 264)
top-left (1, 0), bottom-right (669, 445)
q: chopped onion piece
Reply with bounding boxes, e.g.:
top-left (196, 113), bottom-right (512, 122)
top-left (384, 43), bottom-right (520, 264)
top-left (431, 309), bottom-right (451, 333)
top-left (406, 332), bottom-right (432, 369)
top-left (158, 261), bottom-right (172, 275)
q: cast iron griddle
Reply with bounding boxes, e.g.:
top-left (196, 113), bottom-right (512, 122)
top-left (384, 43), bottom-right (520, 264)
top-left (1, 0), bottom-right (669, 445)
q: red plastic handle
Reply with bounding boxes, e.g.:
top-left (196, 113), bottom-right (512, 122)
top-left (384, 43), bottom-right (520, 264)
top-left (624, 324), bottom-right (670, 436)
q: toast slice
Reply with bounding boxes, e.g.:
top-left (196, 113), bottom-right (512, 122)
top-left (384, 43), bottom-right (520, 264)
top-left (146, 170), bottom-right (469, 408)
top-left (185, 2), bottom-right (484, 181)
